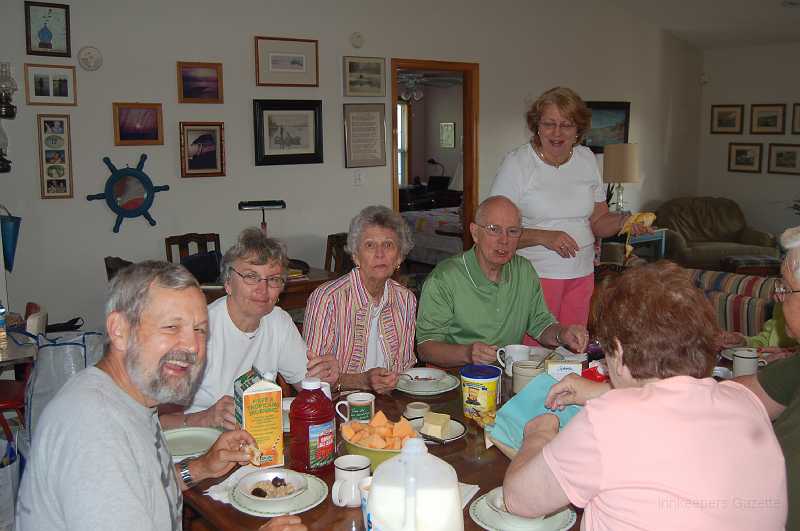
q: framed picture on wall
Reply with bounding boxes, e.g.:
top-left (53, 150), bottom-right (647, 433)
top-left (113, 102), bottom-right (164, 145)
top-left (343, 56), bottom-right (385, 97)
top-left (24, 63), bottom-right (77, 105)
top-left (768, 143), bottom-right (800, 175)
top-left (25, 1), bottom-right (71, 57)
top-left (709, 104), bottom-right (744, 134)
top-left (727, 142), bottom-right (762, 173)
top-left (37, 113), bottom-right (73, 198)
top-left (440, 122), bottom-right (455, 149)
top-left (177, 62), bottom-right (223, 104)
top-left (179, 122), bottom-right (225, 177)
top-left (254, 99), bottom-right (323, 165)
top-left (583, 101), bottom-right (630, 153)
top-left (793, 104), bottom-right (800, 134)
top-left (255, 36), bottom-right (318, 87)
top-left (343, 103), bottom-right (386, 168)
top-left (750, 104), bottom-right (785, 134)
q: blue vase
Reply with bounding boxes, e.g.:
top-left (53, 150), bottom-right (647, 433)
top-left (37, 23), bottom-right (53, 49)
top-left (0, 215), bottom-right (21, 272)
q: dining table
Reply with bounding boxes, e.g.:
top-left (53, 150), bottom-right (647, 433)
top-left (182, 378), bottom-right (582, 530)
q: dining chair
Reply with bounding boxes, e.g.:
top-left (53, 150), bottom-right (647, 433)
top-left (0, 302), bottom-right (40, 441)
top-left (165, 233), bottom-right (221, 263)
top-left (324, 232), bottom-right (353, 276)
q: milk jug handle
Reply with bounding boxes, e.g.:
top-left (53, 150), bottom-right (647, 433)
top-left (403, 467), bottom-right (417, 531)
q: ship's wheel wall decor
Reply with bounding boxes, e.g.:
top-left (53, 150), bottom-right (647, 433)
top-left (87, 154), bottom-right (169, 233)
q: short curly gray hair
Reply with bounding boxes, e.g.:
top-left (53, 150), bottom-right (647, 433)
top-left (221, 227), bottom-right (289, 283)
top-left (346, 205), bottom-right (414, 259)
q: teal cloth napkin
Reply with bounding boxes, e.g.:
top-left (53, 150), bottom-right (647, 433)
top-left (487, 373), bottom-right (581, 451)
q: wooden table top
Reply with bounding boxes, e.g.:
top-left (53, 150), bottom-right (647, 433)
top-left (183, 385), bottom-right (581, 530)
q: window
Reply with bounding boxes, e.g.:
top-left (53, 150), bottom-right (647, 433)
top-left (397, 102), bottom-right (409, 185)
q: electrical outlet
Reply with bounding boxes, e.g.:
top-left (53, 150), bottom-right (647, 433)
top-left (353, 170), bottom-right (364, 186)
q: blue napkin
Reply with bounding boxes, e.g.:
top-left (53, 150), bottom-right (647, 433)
top-left (487, 373), bottom-right (581, 451)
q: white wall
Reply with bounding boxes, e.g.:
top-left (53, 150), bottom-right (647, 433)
top-left (698, 42), bottom-right (800, 236)
top-left (424, 84), bottom-right (463, 181)
top-left (0, 0), bottom-right (702, 329)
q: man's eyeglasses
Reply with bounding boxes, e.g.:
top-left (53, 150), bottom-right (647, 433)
top-left (539, 121), bottom-right (577, 132)
top-left (773, 280), bottom-right (800, 301)
top-left (475, 223), bottom-right (523, 238)
top-left (232, 268), bottom-right (286, 288)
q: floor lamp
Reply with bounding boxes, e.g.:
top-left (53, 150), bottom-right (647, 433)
top-left (603, 143), bottom-right (640, 212)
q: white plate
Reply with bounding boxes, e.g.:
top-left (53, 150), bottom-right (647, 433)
top-left (409, 417), bottom-right (467, 443)
top-left (164, 427), bottom-right (221, 463)
top-left (236, 468), bottom-right (308, 503)
top-left (469, 491), bottom-right (576, 531)
top-left (396, 373), bottom-right (460, 396)
top-left (282, 397), bottom-right (295, 433)
top-left (230, 473), bottom-right (328, 517)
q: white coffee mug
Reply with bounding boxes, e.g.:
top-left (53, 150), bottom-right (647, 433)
top-left (336, 392), bottom-right (375, 423)
top-left (332, 455), bottom-right (371, 507)
top-left (497, 344), bottom-right (531, 377)
top-left (732, 348), bottom-right (760, 378)
top-left (512, 360), bottom-right (545, 394)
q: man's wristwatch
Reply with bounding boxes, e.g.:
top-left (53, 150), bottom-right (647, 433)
top-left (179, 459), bottom-right (195, 488)
top-left (555, 327), bottom-right (564, 346)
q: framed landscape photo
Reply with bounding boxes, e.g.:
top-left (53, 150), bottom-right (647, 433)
top-left (37, 113), bottom-right (73, 198)
top-left (113, 102), bottom-right (164, 146)
top-left (255, 36), bottom-right (318, 87)
top-left (25, 1), bottom-right (71, 57)
top-left (728, 143), bottom-right (762, 173)
top-left (768, 143), bottom-right (800, 175)
top-left (179, 122), bottom-right (225, 177)
top-left (750, 104), bottom-right (785, 134)
top-left (343, 56), bottom-right (385, 97)
top-left (24, 63), bottom-right (76, 106)
top-left (440, 122), bottom-right (455, 149)
top-left (583, 101), bottom-right (630, 153)
top-left (177, 62), bottom-right (223, 104)
top-left (793, 104), bottom-right (800, 135)
top-left (343, 103), bottom-right (386, 168)
top-left (254, 99), bottom-right (323, 165)
top-left (710, 104), bottom-right (744, 134)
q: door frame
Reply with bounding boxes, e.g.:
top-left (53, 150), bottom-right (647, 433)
top-left (390, 58), bottom-right (479, 249)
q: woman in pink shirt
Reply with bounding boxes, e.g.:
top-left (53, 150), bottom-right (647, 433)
top-left (503, 261), bottom-right (787, 530)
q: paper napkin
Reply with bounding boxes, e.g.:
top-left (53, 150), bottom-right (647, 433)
top-left (205, 464), bottom-right (261, 504)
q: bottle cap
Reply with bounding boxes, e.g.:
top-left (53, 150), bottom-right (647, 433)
top-left (301, 377), bottom-right (322, 390)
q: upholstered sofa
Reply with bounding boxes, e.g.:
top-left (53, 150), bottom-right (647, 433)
top-left (656, 196), bottom-right (778, 270)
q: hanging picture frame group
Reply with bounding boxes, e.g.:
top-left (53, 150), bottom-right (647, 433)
top-left (255, 36), bottom-right (318, 87)
top-left (37, 113), bottom-right (73, 198)
top-left (253, 99), bottom-right (323, 165)
top-left (343, 103), bottom-right (386, 168)
top-left (24, 63), bottom-right (77, 106)
top-left (25, 1), bottom-right (71, 57)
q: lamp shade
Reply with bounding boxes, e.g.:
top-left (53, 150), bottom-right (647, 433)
top-left (603, 143), bottom-right (640, 184)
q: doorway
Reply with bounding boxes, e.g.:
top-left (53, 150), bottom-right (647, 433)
top-left (390, 59), bottom-right (479, 256)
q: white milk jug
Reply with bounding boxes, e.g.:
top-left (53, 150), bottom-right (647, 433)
top-left (366, 438), bottom-right (463, 531)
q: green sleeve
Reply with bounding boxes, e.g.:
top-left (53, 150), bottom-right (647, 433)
top-left (757, 355), bottom-right (800, 407)
top-left (526, 271), bottom-right (556, 339)
top-left (745, 318), bottom-right (774, 348)
top-left (415, 273), bottom-right (454, 344)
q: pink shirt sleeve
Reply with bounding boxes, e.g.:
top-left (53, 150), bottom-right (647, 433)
top-left (541, 408), bottom-right (603, 508)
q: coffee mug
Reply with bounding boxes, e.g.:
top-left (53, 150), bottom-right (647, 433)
top-left (331, 455), bottom-right (371, 507)
top-left (403, 401), bottom-right (431, 419)
top-left (732, 348), bottom-right (760, 378)
top-left (512, 360), bottom-right (545, 394)
top-left (497, 344), bottom-right (531, 377)
top-left (336, 392), bottom-right (376, 423)
top-left (359, 476), bottom-right (372, 530)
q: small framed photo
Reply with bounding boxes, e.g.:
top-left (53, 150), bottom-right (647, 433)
top-left (728, 143), bottom-right (762, 173)
top-left (710, 104), bottom-right (743, 134)
top-left (37, 113), bottom-right (73, 198)
top-left (343, 103), bottom-right (386, 168)
top-left (24, 63), bottom-right (76, 106)
top-left (254, 99), bottom-right (323, 165)
top-left (584, 101), bottom-right (631, 153)
top-left (440, 122), bottom-right (456, 149)
top-left (768, 143), bottom-right (800, 175)
top-left (25, 1), bottom-right (71, 57)
top-left (177, 62), bottom-right (223, 104)
top-left (113, 102), bottom-right (164, 146)
top-left (255, 36), bottom-right (318, 87)
top-left (792, 104), bottom-right (800, 135)
top-left (750, 104), bottom-right (785, 134)
top-left (343, 56), bottom-right (385, 97)
top-left (179, 122), bottom-right (225, 177)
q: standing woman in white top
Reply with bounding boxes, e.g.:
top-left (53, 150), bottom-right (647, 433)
top-left (490, 87), bottom-right (639, 329)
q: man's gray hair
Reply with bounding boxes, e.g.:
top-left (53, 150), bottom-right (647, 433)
top-left (105, 260), bottom-right (199, 327)
top-left (346, 205), bottom-right (414, 259)
top-left (474, 195), bottom-right (521, 225)
top-left (221, 227), bottom-right (288, 283)
top-left (781, 226), bottom-right (800, 281)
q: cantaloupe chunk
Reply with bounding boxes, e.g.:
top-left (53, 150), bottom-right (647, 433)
top-left (393, 417), bottom-right (415, 438)
top-left (363, 434), bottom-right (386, 449)
top-left (350, 430), bottom-right (367, 443)
top-left (376, 426), bottom-right (393, 438)
top-left (351, 422), bottom-right (367, 432)
top-left (369, 410), bottom-right (389, 427)
top-left (341, 424), bottom-right (356, 441)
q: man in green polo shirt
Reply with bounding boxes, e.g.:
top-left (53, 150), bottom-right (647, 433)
top-left (736, 226), bottom-right (800, 531)
top-left (416, 195), bottom-right (589, 367)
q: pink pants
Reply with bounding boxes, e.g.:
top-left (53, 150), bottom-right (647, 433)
top-left (524, 273), bottom-right (594, 346)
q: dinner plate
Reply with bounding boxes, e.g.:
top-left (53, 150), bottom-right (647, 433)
top-left (236, 468), bottom-right (308, 503)
top-left (396, 372), bottom-right (460, 396)
top-left (164, 427), bottom-right (222, 463)
top-left (469, 492), bottom-right (576, 531)
top-left (409, 417), bottom-right (467, 444)
top-left (230, 473), bottom-right (327, 517)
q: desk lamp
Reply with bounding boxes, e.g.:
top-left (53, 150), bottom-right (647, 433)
top-left (602, 143), bottom-right (639, 212)
top-left (426, 158), bottom-right (445, 176)
top-left (238, 200), bottom-right (286, 236)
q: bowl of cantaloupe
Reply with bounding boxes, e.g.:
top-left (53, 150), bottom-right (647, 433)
top-left (340, 410), bottom-right (419, 470)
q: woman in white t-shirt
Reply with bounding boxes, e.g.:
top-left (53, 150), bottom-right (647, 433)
top-left (491, 87), bottom-right (638, 328)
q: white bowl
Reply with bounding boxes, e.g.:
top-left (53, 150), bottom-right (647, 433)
top-left (401, 367), bottom-right (446, 383)
top-left (236, 468), bottom-right (308, 503)
top-left (486, 486), bottom-right (544, 526)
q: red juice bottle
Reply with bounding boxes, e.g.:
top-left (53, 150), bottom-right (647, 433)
top-left (288, 377), bottom-right (336, 476)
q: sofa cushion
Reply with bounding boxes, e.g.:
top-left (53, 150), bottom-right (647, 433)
top-left (657, 197), bottom-right (746, 243)
top-left (677, 242), bottom-right (779, 270)
top-left (689, 268), bottom-right (779, 299)
top-left (703, 291), bottom-right (773, 336)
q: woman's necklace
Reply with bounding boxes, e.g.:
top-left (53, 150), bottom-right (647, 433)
top-left (534, 144), bottom-right (573, 169)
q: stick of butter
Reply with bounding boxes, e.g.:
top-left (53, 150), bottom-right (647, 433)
top-left (420, 412), bottom-right (450, 439)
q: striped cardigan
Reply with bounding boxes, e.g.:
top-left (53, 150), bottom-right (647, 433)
top-left (303, 268), bottom-right (417, 373)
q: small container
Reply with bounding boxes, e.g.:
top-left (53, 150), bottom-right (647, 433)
top-left (288, 377), bottom-right (336, 476)
top-left (460, 364), bottom-right (501, 422)
top-left (402, 402), bottom-right (430, 419)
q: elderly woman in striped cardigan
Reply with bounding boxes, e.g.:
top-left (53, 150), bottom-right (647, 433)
top-left (304, 206), bottom-right (417, 394)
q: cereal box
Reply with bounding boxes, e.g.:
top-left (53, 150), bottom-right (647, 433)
top-left (234, 367), bottom-right (283, 467)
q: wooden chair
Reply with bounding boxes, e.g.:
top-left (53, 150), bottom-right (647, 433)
top-left (324, 233), bottom-right (353, 276)
top-left (104, 256), bottom-right (133, 281)
top-left (165, 233), bottom-right (221, 263)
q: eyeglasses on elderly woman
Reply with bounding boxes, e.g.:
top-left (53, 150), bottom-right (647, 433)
top-left (773, 280), bottom-right (800, 302)
top-left (231, 268), bottom-right (286, 288)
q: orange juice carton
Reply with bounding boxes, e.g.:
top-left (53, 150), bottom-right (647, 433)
top-left (234, 367), bottom-right (284, 467)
